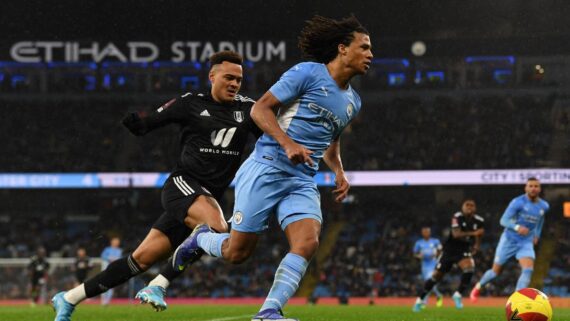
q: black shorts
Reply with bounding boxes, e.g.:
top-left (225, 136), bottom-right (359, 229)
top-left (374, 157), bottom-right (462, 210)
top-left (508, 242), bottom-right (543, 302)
top-left (435, 249), bottom-right (472, 273)
top-left (152, 173), bottom-right (222, 248)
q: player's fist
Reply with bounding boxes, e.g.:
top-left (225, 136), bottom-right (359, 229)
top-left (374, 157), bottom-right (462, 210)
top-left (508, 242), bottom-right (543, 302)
top-left (121, 112), bottom-right (145, 136)
top-left (516, 225), bottom-right (530, 236)
top-left (283, 141), bottom-right (314, 166)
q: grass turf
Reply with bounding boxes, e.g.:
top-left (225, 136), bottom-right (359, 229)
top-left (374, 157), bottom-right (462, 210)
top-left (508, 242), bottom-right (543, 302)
top-left (2, 304), bottom-right (568, 321)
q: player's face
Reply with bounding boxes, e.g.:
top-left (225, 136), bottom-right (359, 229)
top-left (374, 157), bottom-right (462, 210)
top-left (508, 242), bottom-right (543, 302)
top-left (111, 238), bottom-right (120, 248)
top-left (209, 61), bottom-right (243, 104)
top-left (77, 249), bottom-right (86, 257)
top-left (421, 227), bottom-right (431, 238)
top-left (342, 32), bottom-right (373, 75)
top-left (462, 201), bottom-right (476, 216)
top-left (525, 180), bottom-right (541, 199)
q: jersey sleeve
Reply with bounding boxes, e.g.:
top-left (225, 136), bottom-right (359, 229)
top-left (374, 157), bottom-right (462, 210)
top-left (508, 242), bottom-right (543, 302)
top-left (269, 63), bottom-right (313, 104)
top-left (122, 94), bottom-right (192, 136)
top-left (413, 241), bottom-right (420, 254)
top-left (500, 198), bottom-right (520, 230)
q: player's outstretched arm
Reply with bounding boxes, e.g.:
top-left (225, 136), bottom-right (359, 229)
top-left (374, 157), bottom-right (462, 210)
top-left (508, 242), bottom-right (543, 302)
top-left (251, 91), bottom-right (313, 166)
top-left (122, 97), bottom-right (188, 136)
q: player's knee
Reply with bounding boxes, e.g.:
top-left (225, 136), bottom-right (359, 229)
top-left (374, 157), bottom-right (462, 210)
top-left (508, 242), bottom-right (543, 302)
top-left (130, 252), bottom-right (152, 271)
top-left (292, 238), bottom-right (319, 260)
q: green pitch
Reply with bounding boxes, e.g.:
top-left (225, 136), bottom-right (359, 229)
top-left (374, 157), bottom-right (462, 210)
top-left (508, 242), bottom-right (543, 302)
top-left (2, 304), bottom-right (569, 321)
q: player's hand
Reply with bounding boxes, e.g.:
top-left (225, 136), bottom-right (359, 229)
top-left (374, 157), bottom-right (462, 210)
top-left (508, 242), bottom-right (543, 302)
top-left (283, 141), bottom-right (314, 166)
top-left (471, 246), bottom-right (479, 256)
top-left (533, 237), bottom-right (539, 245)
top-left (517, 226), bottom-right (530, 236)
top-left (332, 171), bottom-right (350, 203)
top-left (472, 229), bottom-right (484, 237)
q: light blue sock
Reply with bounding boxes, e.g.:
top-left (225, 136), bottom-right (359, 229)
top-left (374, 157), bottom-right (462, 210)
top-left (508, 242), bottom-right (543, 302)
top-left (197, 232), bottom-right (229, 257)
top-left (433, 284), bottom-right (443, 298)
top-left (260, 253), bottom-right (308, 312)
top-left (516, 268), bottom-right (533, 291)
top-left (479, 269), bottom-right (497, 287)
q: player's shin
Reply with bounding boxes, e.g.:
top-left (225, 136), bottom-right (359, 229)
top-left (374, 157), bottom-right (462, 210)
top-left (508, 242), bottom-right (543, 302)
top-left (458, 269), bottom-right (474, 295)
top-left (418, 277), bottom-right (437, 301)
top-left (478, 269), bottom-right (497, 287)
top-left (259, 253), bottom-right (308, 312)
top-left (69, 254), bottom-right (143, 305)
top-left (515, 268), bottom-right (533, 291)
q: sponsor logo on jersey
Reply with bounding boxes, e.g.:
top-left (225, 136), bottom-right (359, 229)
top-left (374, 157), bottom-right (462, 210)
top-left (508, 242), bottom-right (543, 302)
top-left (233, 111), bottom-right (244, 123)
top-left (211, 127), bottom-right (237, 148)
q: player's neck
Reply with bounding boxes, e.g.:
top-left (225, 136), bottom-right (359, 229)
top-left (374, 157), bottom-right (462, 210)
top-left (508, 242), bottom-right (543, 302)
top-left (526, 194), bottom-right (539, 202)
top-left (326, 60), bottom-right (353, 90)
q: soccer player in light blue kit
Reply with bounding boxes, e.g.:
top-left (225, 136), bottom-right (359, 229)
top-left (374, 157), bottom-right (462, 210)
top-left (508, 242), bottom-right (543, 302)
top-left (413, 226), bottom-right (443, 308)
top-left (100, 237), bottom-right (122, 306)
top-left (470, 178), bottom-right (549, 301)
top-left (172, 15), bottom-right (373, 321)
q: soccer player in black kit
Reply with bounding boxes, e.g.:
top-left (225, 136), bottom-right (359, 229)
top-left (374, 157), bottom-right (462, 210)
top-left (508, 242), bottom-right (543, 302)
top-left (52, 50), bottom-right (262, 321)
top-left (73, 247), bottom-right (92, 286)
top-left (29, 247), bottom-right (50, 306)
top-left (413, 199), bottom-right (484, 312)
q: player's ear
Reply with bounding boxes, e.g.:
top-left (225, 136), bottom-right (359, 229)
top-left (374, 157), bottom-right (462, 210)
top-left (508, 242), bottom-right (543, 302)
top-left (338, 43), bottom-right (348, 56)
top-left (208, 69), bottom-right (216, 84)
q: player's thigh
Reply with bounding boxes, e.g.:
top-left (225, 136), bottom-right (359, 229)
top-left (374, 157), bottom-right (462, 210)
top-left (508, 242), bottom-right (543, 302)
top-left (457, 257), bottom-right (475, 270)
top-left (231, 159), bottom-right (289, 233)
top-left (515, 241), bottom-right (536, 265)
top-left (276, 179), bottom-right (322, 231)
top-left (284, 218), bottom-right (322, 257)
top-left (132, 228), bottom-right (174, 268)
top-left (161, 173), bottom-right (220, 229)
top-left (186, 195), bottom-right (227, 232)
top-left (494, 233), bottom-right (518, 265)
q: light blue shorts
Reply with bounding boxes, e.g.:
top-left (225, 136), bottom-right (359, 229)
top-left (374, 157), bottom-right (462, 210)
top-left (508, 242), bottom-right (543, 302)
top-left (421, 261), bottom-right (437, 280)
top-left (494, 232), bottom-right (535, 265)
top-left (230, 158), bottom-right (322, 233)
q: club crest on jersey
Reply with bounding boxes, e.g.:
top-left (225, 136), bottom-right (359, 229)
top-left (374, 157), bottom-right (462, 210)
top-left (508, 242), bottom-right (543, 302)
top-left (346, 103), bottom-right (354, 118)
top-left (232, 211), bottom-right (243, 225)
top-left (233, 111), bottom-right (244, 123)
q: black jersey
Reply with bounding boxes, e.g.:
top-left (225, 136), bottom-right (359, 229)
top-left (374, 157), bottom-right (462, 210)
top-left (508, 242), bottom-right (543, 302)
top-left (443, 211), bottom-right (485, 253)
top-left (74, 256), bottom-right (92, 281)
top-left (123, 92), bottom-right (262, 193)
top-left (28, 256), bottom-right (50, 280)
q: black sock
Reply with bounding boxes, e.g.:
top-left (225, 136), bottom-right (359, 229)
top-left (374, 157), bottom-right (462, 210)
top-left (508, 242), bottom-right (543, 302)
top-left (458, 271), bottom-right (474, 295)
top-left (84, 255), bottom-right (143, 298)
top-left (419, 278), bottom-right (437, 300)
top-left (160, 257), bottom-right (184, 282)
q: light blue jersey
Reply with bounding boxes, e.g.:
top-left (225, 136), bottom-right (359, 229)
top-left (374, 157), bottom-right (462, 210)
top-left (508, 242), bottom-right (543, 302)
top-left (232, 62), bottom-right (361, 233)
top-left (253, 62), bottom-right (361, 178)
top-left (101, 246), bottom-right (122, 269)
top-left (413, 238), bottom-right (442, 280)
top-left (500, 194), bottom-right (549, 242)
top-left (494, 194), bottom-right (549, 265)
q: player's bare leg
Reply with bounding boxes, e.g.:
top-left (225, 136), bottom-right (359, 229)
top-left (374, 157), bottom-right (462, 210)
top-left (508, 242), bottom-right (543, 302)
top-left (471, 262), bottom-right (502, 302)
top-left (139, 195), bottom-right (229, 311)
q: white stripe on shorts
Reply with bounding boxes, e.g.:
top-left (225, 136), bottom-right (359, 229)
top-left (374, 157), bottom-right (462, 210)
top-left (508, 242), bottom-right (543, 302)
top-left (173, 176), bottom-right (193, 196)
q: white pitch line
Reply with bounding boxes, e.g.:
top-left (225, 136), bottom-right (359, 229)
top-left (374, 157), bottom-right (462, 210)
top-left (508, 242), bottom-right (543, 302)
top-left (201, 314), bottom-right (251, 321)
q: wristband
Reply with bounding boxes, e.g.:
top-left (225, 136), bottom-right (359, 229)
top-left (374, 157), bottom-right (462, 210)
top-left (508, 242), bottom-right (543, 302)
top-left (514, 224), bottom-right (521, 232)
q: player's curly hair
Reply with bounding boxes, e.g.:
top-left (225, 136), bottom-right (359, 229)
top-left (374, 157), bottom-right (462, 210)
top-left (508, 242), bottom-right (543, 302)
top-left (209, 50), bottom-right (243, 67)
top-left (298, 14), bottom-right (369, 64)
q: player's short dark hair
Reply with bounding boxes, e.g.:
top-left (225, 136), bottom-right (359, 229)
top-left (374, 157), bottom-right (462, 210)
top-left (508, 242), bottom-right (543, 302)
top-left (527, 177), bottom-right (539, 182)
top-left (462, 198), bottom-right (476, 205)
top-left (209, 50), bottom-right (243, 68)
top-left (298, 14), bottom-right (369, 64)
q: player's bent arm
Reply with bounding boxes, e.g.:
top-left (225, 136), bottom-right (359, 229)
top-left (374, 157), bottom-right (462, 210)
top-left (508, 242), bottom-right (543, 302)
top-left (499, 200), bottom-right (520, 231)
top-left (250, 91), bottom-right (295, 147)
top-left (451, 227), bottom-right (482, 239)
